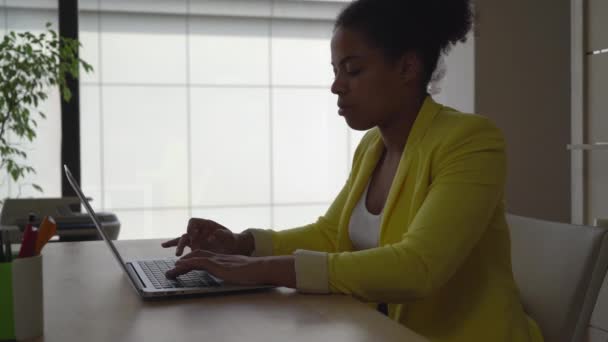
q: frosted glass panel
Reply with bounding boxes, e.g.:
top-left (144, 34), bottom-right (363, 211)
top-left (273, 88), bottom-right (348, 203)
top-left (103, 86), bottom-right (188, 209)
top-left (114, 208), bottom-right (190, 240)
top-left (79, 0), bottom-right (98, 11)
top-left (271, 19), bottom-right (333, 86)
top-left (0, 173), bottom-right (8, 202)
top-left (189, 17), bottom-right (269, 85)
top-left (0, 63), bottom-right (7, 199)
top-left (0, 0), bottom-right (4, 203)
top-left (432, 34), bottom-right (475, 113)
top-left (3, 8), bottom-right (60, 199)
top-left (101, 13), bottom-right (186, 84)
top-left (80, 85), bottom-right (103, 211)
top-left (348, 129), bottom-right (367, 167)
top-left (40, 3), bottom-right (477, 241)
top-left (0, 8), bottom-right (5, 37)
top-left (100, 0), bottom-right (186, 14)
top-left (190, 88), bottom-right (271, 206)
top-left (5, 0), bottom-right (55, 9)
top-left (273, 205), bottom-right (328, 231)
top-left (191, 207), bottom-right (271, 233)
top-left (190, 0), bottom-right (271, 18)
top-left (272, 2), bottom-right (344, 20)
top-left (9, 88), bottom-right (62, 198)
top-left (79, 12), bottom-right (100, 84)
top-left (6, 8), bottom-right (57, 32)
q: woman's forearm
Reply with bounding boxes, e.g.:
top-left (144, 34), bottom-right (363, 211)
top-left (263, 256), bottom-right (296, 288)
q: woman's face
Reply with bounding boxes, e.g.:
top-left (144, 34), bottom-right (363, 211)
top-left (330, 27), bottom-right (410, 131)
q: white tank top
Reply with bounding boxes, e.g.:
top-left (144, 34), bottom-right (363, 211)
top-left (349, 179), bottom-right (382, 251)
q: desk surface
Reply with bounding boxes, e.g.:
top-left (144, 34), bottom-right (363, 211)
top-left (34, 239), bottom-right (427, 342)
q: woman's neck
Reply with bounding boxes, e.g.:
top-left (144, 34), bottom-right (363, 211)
top-left (377, 93), bottom-right (426, 158)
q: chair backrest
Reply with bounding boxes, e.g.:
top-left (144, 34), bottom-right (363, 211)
top-left (507, 214), bottom-right (608, 342)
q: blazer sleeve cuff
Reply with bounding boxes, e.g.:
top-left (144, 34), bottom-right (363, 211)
top-left (243, 228), bottom-right (274, 257)
top-left (294, 249), bottom-right (330, 294)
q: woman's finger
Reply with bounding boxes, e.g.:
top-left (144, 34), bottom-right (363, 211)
top-left (175, 258), bottom-right (214, 269)
top-left (160, 237), bottom-right (180, 248)
top-left (166, 258), bottom-right (208, 279)
top-left (189, 228), bottom-right (202, 251)
top-left (186, 218), bottom-right (204, 234)
top-left (165, 265), bottom-right (190, 279)
top-left (175, 234), bottom-right (190, 256)
top-left (181, 249), bottom-right (217, 259)
top-left (168, 258), bottom-right (219, 279)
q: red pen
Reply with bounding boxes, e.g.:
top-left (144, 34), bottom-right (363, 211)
top-left (18, 222), bottom-right (39, 258)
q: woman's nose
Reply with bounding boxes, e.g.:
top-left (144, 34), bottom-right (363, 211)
top-left (331, 76), bottom-right (346, 95)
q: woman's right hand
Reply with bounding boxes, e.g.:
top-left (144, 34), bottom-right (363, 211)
top-left (161, 218), bottom-right (254, 256)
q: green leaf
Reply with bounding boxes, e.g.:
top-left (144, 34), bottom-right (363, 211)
top-left (10, 169), bottom-right (20, 182)
top-left (62, 87), bottom-right (72, 102)
top-left (1, 25), bottom-right (92, 190)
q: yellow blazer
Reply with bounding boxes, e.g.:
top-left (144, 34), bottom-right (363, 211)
top-left (267, 97), bottom-right (543, 342)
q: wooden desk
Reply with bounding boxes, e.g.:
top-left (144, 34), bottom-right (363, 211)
top-left (34, 239), bottom-right (427, 342)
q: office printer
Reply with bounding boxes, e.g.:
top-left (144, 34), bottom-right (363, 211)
top-left (0, 197), bottom-right (120, 241)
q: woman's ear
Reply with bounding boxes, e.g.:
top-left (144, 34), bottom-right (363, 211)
top-left (398, 52), bottom-right (423, 85)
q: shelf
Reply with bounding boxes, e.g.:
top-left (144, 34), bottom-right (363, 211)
top-left (567, 143), bottom-right (608, 150)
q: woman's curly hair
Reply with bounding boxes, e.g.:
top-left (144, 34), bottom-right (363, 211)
top-left (335, 0), bottom-right (473, 91)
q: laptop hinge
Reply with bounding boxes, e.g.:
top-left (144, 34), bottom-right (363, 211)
top-left (126, 262), bottom-right (147, 289)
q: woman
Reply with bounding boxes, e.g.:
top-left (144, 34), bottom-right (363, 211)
top-left (163, 0), bottom-right (543, 341)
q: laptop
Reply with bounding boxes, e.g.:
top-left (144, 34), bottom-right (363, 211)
top-left (64, 165), bottom-right (272, 299)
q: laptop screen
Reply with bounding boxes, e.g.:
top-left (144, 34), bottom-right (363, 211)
top-left (63, 165), bottom-right (130, 274)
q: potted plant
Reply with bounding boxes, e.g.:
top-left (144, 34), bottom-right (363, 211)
top-left (0, 23), bottom-right (92, 203)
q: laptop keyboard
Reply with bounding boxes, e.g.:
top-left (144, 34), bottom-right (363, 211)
top-left (138, 259), bottom-right (221, 289)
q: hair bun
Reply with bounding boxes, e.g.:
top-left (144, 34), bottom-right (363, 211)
top-left (427, 0), bottom-right (473, 48)
top-left (335, 0), bottom-right (474, 88)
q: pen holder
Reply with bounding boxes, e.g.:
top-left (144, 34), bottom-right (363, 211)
top-left (0, 255), bottom-right (44, 341)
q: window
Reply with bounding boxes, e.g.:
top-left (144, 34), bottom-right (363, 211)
top-left (2, 0), bottom-right (474, 240)
top-left (1, 1), bottom-right (61, 199)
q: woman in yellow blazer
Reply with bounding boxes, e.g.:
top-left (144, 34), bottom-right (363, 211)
top-left (163, 0), bottom-right (543, 341)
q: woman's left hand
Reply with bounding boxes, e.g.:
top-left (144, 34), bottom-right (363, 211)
top-left (165, 250), bottom-right (296, 288)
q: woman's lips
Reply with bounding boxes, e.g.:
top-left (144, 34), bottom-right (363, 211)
top-left (338, 105), bottom-right (352, 116)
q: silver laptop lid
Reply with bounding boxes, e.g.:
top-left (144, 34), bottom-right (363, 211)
top-left (63, 165), bottom-right (130, 274)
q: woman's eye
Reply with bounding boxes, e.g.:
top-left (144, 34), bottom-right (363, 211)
top-left (347, 69), bottom-right (362, 76)
top-left (332, 67), bottom-right (361, 78)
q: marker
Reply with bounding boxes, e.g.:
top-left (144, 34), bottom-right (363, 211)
top-left (34, 216), bottom-right (56, 255)
top-left (18, 215), bottom-right (38, 258)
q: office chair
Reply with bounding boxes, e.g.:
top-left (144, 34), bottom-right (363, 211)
top-left (508, 214), bottom-right (608, 342)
